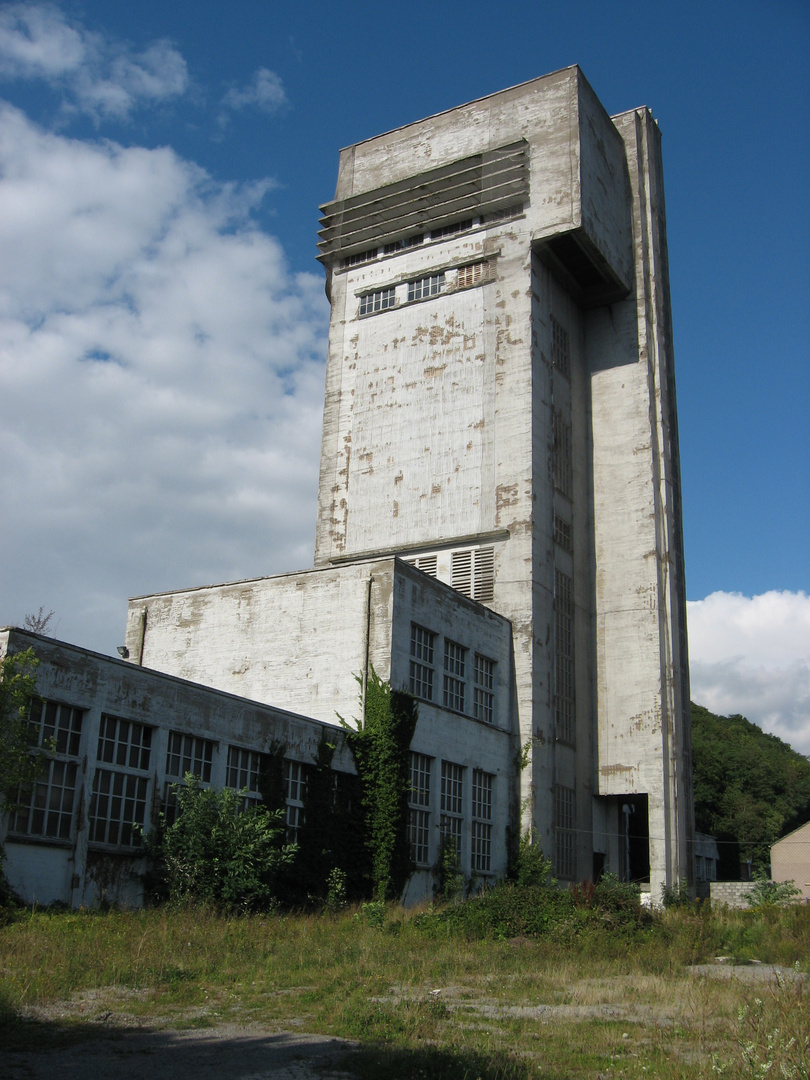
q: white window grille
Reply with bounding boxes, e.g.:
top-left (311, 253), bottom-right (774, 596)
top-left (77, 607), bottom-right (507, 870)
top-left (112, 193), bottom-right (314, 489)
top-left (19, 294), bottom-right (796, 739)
top-left (471, 770), bottom-right (493, 874)
top-left (554, 784), bottom-right (576, 880)
top-left (409, 623), bottom-right (436, 701)
top-left (473, 654), bottom-right (495, 724)
top-left (284, 759), bottom-right (305, 840)
top-left (456, 260), bottom-right (491, 289)
top-left (440, 760), bottom-right (464, 853)
top-left (555, 569), bottom-right (575, 745)
top-left (443, 639), bottom-right (466, 713)
top-left (451, 547), bottom-right (495, 602)
top-left (89, 715), bottom-right (152, 847)
top-left (408, 752), bottom-right (431, 865)
top-left (552, 409), bottom-right (572, 498)
top-left (405, 554), bottom-right (438, 577)
top-left (9, 699), bottom-right (84, 841)
top-left (407, 272), bottom-right (445, 301)
top-left (551, 315), bottom-right (570, 379)
top-left (359, 286), bottom-right (395, 316)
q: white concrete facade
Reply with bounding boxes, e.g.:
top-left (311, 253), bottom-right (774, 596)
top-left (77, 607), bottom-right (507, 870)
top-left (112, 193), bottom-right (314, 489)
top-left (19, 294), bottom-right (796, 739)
top-left (313, 67), bottom-right (693, 894)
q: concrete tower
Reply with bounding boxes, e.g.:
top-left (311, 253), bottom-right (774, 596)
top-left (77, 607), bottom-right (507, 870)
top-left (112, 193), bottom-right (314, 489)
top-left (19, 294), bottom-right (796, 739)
top-left (314, 67), bottom-right (693, 895)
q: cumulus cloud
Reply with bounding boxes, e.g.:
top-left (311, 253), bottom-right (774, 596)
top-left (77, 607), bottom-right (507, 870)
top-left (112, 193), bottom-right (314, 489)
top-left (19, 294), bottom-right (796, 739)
top-left (221, 68), bottom-right (287, 114)
top-left (0, 3), bottom-right (188, 121)
top-left (0, 102), bottom-right (328, 653)
top-left (687, 591), bottom-right (810, 755)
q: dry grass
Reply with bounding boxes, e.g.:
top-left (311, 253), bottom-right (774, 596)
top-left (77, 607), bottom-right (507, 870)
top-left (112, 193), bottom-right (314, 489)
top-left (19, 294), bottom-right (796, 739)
top-left (1, 902), bottom-right (807, 1078)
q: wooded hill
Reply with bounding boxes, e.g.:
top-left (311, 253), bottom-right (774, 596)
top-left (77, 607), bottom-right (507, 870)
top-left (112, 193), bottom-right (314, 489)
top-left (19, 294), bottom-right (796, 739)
top-left (691, 703), bottom-right (810, 877)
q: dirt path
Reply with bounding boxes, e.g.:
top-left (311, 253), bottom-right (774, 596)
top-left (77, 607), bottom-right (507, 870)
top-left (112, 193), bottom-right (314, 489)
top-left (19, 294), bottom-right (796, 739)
top-left (4, 1024), bottom-right (359, 1080)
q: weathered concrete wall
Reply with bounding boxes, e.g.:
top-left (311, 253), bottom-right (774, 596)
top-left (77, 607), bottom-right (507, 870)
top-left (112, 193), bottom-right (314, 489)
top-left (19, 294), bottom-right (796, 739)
top-left (0, 628), bottom-right (356, 908)
top-left (588, 107), bottom-right (692, 893)
top-left (312, 67), bottom-right (692, 895)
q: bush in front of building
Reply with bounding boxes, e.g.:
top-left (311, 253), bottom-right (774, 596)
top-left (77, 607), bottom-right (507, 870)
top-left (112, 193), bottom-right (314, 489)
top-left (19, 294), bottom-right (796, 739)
top-left (143, 776), bottom-right (296, 913)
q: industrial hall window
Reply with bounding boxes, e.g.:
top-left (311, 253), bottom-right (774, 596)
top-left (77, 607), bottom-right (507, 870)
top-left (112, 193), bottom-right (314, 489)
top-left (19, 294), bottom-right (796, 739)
top-left (409, 623), bottom-right (436, 701)
top-left (162, 731), bottom-right (216, 824)
top-left (443, 639), bottom-right (467, 713)
top-left (440, 760), bottom-right (464, 854)
top-left (408, 752), bottom-right (432, 866)
top-left (554, 784), bottom-right (576, 880)
top-left (8, 699), bottom-right (84, 841)
top-left (555, 569), bottom-right (575, 745)
top-left (226, 745), bottom-right (269, 811)
top-left (471, 769), bottom-right (493, 874)
top-left (473, 654), bottom-right (496, 724)
top-left (89, 715), bottom-right (153, 847)
top-left (552, 409), bottom-right (572, 498)
top-left (284, 759), bottom-right (306, 840)
top-left (407, 271), bottom-right (445, 301)
top-left (358, 286), bottom-right (395, 316)
top-left (551, 315), bottom-right (570, 379)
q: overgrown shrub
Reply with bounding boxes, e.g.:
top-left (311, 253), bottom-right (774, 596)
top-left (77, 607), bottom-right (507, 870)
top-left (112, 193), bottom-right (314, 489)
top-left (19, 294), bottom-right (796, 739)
top-left (144, 776), bottom-right (295, 913)
top-left (745, 871), bottom-right (802, 908)
top-left (512, 829), bottom-right (557, 888)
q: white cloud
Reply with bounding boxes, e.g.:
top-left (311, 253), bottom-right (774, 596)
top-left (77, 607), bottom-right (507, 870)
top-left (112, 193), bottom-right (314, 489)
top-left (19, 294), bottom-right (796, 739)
top-left (0, 4), bottom-right (188, 121)
top-left (0, 102), bottom-right (328, 653)
top-left (221, 68), bottom-right (286, 114)
top-left (687, 591), bottom-right (810, 755)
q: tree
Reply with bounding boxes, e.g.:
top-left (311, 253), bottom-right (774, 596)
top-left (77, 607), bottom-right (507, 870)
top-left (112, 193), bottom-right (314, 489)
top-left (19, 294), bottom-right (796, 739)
top-left (23, 608), bottom-right (56, 635)
top-left (0, 648), bottom-right (43, 810)
top-left (691, 703), bottom-right (810, 875)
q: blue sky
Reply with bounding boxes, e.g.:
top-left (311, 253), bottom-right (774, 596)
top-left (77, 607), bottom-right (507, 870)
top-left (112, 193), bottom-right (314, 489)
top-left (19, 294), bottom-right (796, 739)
top-left (0, 1), bottom-right (807, 749)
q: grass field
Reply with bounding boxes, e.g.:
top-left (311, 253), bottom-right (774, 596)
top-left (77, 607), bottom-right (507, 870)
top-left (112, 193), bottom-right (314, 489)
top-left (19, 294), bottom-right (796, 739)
top-left (1, 897), bottom-right (808, 1079)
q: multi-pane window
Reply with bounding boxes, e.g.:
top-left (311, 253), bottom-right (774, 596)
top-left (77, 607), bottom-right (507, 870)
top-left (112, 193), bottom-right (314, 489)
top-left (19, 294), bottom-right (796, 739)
top-left (553, 513), bottom-right (572, 552)
top-left (409, 624), bottom-right (436, 701)
top-left (471, 770), bottom-right (493, 874)
top-left (8, 700), bottom-right (84, 840)
top-left (384, 233), bottom-right (424, 255)
top-left (407, 271), bottom-right (445, 301)
top-left (555, 570), bottom-right (575, 745)
top-left (554, 784), bottom-right (576, 880)
top-left (408, 752), bottom-right (431, 866)
top-left (284, 759), bottom-right (305, 840)
top-left (552, 409), bottom-right (572, 498)
top-left (359, 286), bottom-right (395, 315)
top-left (431, 218), bottom-right (474, 240)
top-left (551, 315), bottom-right (570, 379)
top-left (226, 745), bottom-right (268, 810)
top-left (89, 716), bottom-right (153, 847)
top-left (443, 640), bottom-right (467, 713)
top-left (343, 247), bottom-right (378, 268)
top-left (164, 732), bottom-right (215, 823)
top-left (440, 760), bottom-right (464, 853)
top-left (473, 654), bottom-right (495, 724)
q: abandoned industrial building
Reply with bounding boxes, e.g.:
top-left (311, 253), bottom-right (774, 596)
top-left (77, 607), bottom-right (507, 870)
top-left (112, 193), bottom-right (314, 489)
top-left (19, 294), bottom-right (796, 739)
top-left (1, 66), bottom-right (694, 907)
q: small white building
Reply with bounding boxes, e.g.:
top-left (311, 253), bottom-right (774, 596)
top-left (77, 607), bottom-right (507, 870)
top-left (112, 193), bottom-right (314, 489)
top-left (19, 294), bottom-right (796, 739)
top-left (771, 822), bottom-right (810, 902)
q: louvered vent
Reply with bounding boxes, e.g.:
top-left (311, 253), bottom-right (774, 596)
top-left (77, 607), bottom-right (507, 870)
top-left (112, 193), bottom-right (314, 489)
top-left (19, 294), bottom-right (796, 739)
top-left (405, 555), bottom-right (438, 577)
top-left (318, 141), bottom-right (528, 262)
top-left (451, 548), bottom-right (495, 602)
